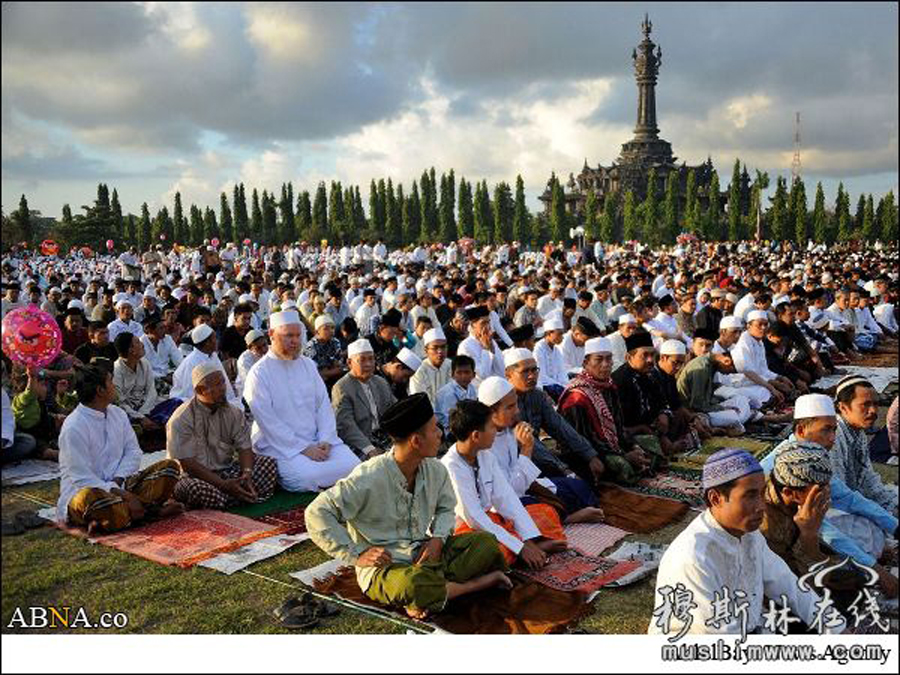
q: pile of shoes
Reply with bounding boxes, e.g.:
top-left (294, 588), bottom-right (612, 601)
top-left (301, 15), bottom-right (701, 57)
top-left (272, 592), bottom-right (340, 630)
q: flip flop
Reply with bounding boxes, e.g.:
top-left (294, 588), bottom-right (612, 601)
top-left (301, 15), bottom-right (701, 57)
top-left (15, 511), bottom-right (47, 530)
top-left (1, 520), bottom-right (25, 536)
top-left (272, 598), bottom-right (319, 630)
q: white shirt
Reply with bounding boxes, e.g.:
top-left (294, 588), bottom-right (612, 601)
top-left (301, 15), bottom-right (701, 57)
top-left (534, 338), bottom-right (568, 388)
top-left (408, 359), bottom-right (452, 406)
top-left (457, 335), bottom-right (505, 387)
top-left (488, 428), bottom-right (554, 496)
top-left (874, 303), bottom-right (898, 332)
top-left (107, 318), bottom-right (144, 342)
top-left (731, 331), bottom-right (777, 381)
top-left (537, 294), bottom-right (562, 319)
top-left (609, 331), bottom-right (628, 372)
top-left (170, 349), bottom-right (241, 409)
top-left (140, 334), bottom-right (183, 378)
top-left (558, 331), bottom-right (584, 374)
top-left (235, 350), bottom-right (261, 398)
top-left (354, 303), bottom-right (380, 335)
top-left (441, 445), bottom-right (540, 555)
top-left (734, 294), bottom-right (755, 321)
top-left (649, 509), bottom-right (822, 636)
top-left (434, 380), bottom-right (477, 429)
top-left (243, 352), bottom-right (347, 464)
top-left (2, 388), bottom-right (14, 446)
top-left (56, 403), bottom-right (143, 523)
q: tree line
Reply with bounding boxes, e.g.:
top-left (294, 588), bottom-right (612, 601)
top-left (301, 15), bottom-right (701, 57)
top-left (2, 161), bottom-right (897, 252)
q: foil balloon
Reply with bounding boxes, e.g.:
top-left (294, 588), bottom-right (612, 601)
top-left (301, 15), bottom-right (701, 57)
top-left (211, 237), bottom-right (220, 247)
top-left (106, 239), bottom-right (114, 250)
top-left (243, 238), bottom-right (251, 246)
top-left (2, 306), bottom-right (63, 369)
top-left (40, 240), bottom-right (60, 256)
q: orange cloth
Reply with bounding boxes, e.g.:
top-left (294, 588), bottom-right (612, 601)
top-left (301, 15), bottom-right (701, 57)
top-left (454, 503), bottom-right (565, 566)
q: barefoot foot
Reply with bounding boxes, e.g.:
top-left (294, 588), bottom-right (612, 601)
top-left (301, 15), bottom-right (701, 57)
top-left (564, 507), bottom-right (606, 524)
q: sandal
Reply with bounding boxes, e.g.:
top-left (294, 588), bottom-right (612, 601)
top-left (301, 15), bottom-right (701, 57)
top-left (1, 520), bottom-right (25, 537)
top-left (15, 511), bottom-right (47, 530)
top-left (272, 597), bottom-right (319, 630)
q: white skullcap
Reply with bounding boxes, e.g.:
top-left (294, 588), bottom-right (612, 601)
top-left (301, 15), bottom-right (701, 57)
top-left (423, 327), bottom-right (446, 345)
top-left (216, 272), bottom-right (225, 280)
top-left (535, 325), bottom-right (546, 339)
top-left (191, 361), bottom-right (222, 388)
top-left (618, 313), bottom-right (637, 325)
top-left (660, 339), bottom-right (687, 356)
top-left (244, 329), bottom-right (266, 346)
top-left (282, 300), bottom-right (298, 310)
top-left (49, 286), bottom-right (62, 294)
top-left (504, 347), bottom-right (534, 369)
top-left (269, 310), bottom-right (301, 329)
top-left (191, 323), bottom-right (214, 344)
top-left (747, 310), bottom-right (769, 323)
top-left (726, 293), bottom-right (740, 304)
top-left (719, 315), bottom-right (744, 330)
top-left (821, 273), bottom-right (833, 283)
top-left (544, 316), bottom-right (565, 332)
top-left (584, 337), bottom-right (612, 355)
top-left (348, 338), bottom-right (373, 357)
top-left (314, 314), bottom-right (334, 330)
top-left (115, 298), bottom-right (132, 309)
top-left (238, 293), bottom-right (253, 304)
top-left (794, 394), bottom-right (836, 420)
top-left (396, 347), bottom-right (422, 372)
top-left (478, 376), bottom-right (514, 407)
top-left (67, 299), bottom-right (84, 310)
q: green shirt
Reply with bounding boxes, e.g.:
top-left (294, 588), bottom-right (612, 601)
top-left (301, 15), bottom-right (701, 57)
top-left (676, 355), bottom-right (725, 413)
top-left (306, 451), bottom-right (457, 591)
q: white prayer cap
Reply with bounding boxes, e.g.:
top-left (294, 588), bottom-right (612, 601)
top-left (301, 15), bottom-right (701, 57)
top-left (544, 316), bottom-right (565, 332)
top-left (821, 273), bottom-right (834, 283)
top-left (115, 298), bottom-right (132, 309)
top-left (423, 327), bottom-right (446, 346)
top-left (549, 280), bottom-right (562, 290)
top-left (314, 314), bottom-right (334, 330)
top-left (215, 272), bottom-right (225, 280)
top-left (794, 394), bottom-right (836, 420)
top-left (269, 310), bottom-right (301, 329)
top-left (67, 299), bottom-right (84, 310)
top-left (49, 286), bottom-right (62, 295)
top-left (807, 309), bottom-right (829, 329)
top-left (348, 338), bottom-right (373, 357)
top-left (660, 339), bottom-right (687, 356)
top-left (191, 323), bottom-right (214, 345)
top-left (244, 329), bottom-right (266, 346)
top-left (238, 293), bottom-right (254, 304)
top-left (504, 347), bottom-right (534, 369)
top-left (726, 293), bottom-right (740, 304)
top-left (584, 337), bottom-right (612, 355)
top-left (747, 310), bottom-right (769, 323)
top-left (478, 376), bottom-right (513, 407)
top-left (618, 313), bottom-right (637, 325)
top-left (719, 315), bottom-right (744, 330)
top-left (396, 347), bottom-right (422, 372)
top-left (191, 361), bottom-right (222, 388)
top-left (282, 300), bottom-right (298, 310)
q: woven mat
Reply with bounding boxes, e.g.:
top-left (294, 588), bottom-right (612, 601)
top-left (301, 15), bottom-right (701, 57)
top-left (671, 436), bottom-right (774, 473)
top-left (562, 523), bottom-right (631, 557)
top-left (631, 471), bottom-right (705, 507)
top-left (596, 484), bottom-right (689, 533)
top-left (226, 488), bottom-right (317, 519)
top-left (256, 505), bottom-right (308, 535)
top-left (514, 549), bottom-right (641, 593)
top-left (54, 509), bottom-right (290, 568)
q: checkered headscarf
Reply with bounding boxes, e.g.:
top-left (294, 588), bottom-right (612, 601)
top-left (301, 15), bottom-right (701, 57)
top-left (772, 440), bottom-right (832, 488)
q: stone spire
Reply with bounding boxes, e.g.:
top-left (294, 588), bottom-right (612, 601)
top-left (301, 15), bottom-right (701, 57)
top-left (632, 13), bottom-right (663, 140)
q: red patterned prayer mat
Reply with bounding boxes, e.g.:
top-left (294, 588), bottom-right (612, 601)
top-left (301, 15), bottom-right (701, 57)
top-left (631, 471), bottom-right (705, 507)
top-left (514, 549), bottom-right (641, 594)
top-left (88, 510), bottom-right (290, 567)
top-left (562, 523), bottom-right (631, 558)
top-left (257, 506), bottom-right (307, 535)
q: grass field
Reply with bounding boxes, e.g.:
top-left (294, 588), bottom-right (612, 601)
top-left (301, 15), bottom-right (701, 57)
top-left (3, 378), bottom-right (898, 635)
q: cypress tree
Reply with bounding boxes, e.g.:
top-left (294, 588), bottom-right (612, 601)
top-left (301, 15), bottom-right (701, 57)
top-left (139, 203), bottom-right (152, 251)
top-left (189, 204), bottom-right (204, 245)
top-left (405, 181), bottom-right (422, 245)
top-left (549, 176), bottom-right (567, 243)
top-left (279, 183), bottom-right (295, 244)
top-left (173, 191), bottom-right (186, 244)
top-left (812, 182), bottom-right (830, 244)
top-left (790, 178), bottom-right (808, 245)
top-left (296, 190), bottom-right (312, 241)
top-left (663, 171), bottom-right (679, 243)
top-left (111, 189), bottom-right (124, 239)
top-left (457, 178), bottom-right (474, 239)
top-left (385, 179), bottom-right (401, 247)
top-left (513, 175), bottom-right (530, 244)
top-left (622, 189), bottom-right (638, 241)
top-left (854, 194), bottom-right (866, 235)
top-left (312, 182), bottom-right (328, 243)
top-left (862, 194), bottom-right (877, 241)
top-left (642, 168), bottom-right (658, 244)
top-left (203, 207), bottom-right (219, 242)
top-left (835, 184), bottom-right (851, 242)
top-left (768, 176), bottom-right (789, 241)
top-left (473, 181), bottom-right (492, 245)
top-left (728, 160), bottom-right (742, 240)
top-left (683, 170), bottom-right (697, 234)
top-left (880, 190), bottom-right (897, 243)
top-left (125, 214), bottom-right (137, 249)
top-left (250, 189), bottom-right (263, 241)
top-left (492, 181), bottom-right (514, 244)
top-left (368, 180), bottom-right (383, 236)
top-left (600, 192), bottom-right (617, 243)
top-left (704, 171), bottom-right (721, 240)
top-left (220, 192), bottom-right (233, 243)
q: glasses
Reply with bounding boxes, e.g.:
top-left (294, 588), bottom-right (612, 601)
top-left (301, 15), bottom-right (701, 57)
top-left (518, 366), bottom-right (540, 376)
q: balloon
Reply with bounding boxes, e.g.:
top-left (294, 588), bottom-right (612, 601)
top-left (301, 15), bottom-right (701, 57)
top-left (40, 240), bottom-right (59, 256)
top-left (243, 238), bottom-right (251, 245)
top-left (160, 233), bottom-right (167, 240)
top-left (211, 238), bottom-right (220, 247)
top-left (106, 239), bottom-right (114, 250)
top-left (2, 307), bottom-right (63, 369)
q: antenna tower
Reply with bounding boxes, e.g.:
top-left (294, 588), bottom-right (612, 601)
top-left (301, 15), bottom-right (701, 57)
top-left (791, 112), bottom-right (802, 183)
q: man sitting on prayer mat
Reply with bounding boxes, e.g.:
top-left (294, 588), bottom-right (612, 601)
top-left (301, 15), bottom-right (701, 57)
top-left (760, 440), bottom-right (874, 611)
top-left (832, 376), bottom-right (899, 516)
top-left (557, 337), bottom-right (654, 485)
top-left (56, 363), bottom-right (183, 534)
top-left (443, 399), bottom-right (568, 568)
top-left (478, 376), bottom-right (604, 524)
top-left (170, 323), bottom-right (242, 410)
top-left (760, 394), bottom-right (897, 597)
top-left (676, 350), bottom-right (755, 436)
top-left (649, 448), bottom-right (832, 637)
top-left (167, 363), bottom-right (278, 510)
top-left (649, 339), bottom-right (704, 453)
top-left (306, 393), bottom-right (512, 620)
top-left (112, 332), bottom-right (181, 431)
top-left (244, 309), bottom-right (360, 492)
top-left (331, 338), bottom-right (396, 460)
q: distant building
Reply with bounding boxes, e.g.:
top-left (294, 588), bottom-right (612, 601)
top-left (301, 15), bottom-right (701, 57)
top-left (540, 16), bottom-right (746, 222)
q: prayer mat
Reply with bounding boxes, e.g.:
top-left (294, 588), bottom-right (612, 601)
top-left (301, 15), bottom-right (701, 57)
top-left (603, 542), bottom-right (669, 589)
top-left (670, 436), bottom-right (774, 473)
top-left (77, 510), bottom-right (290, 567)
top-left (306, 564), bottom-right (593, 634)
top-left (198, 532), bottom-right (310, 575)
top-left (815, 366), bottom-right (898, 394)
top-left (631, 471), bottom-right (705, 507)
top-left (256, 505), bottom-right (308, 535)
top-left (226, 488), bottom-right (317, 519)
top-left (595, 484), bottom-right (689, 533)
top-left (2, 459), bottom-right (60, 487)
top-left (514, 549), bottom-right (641, 594)
top-left (562, 523), bottom-right (631, 558)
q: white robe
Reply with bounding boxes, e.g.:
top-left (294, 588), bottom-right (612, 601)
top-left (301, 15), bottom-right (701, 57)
top-left (140, 334), bottom-right (183, 378)
top-left (441, 445), bottom-right (540, 555)
top-left (649, 510), bottom-right (823, 636)
top-left (534, 338), bottom-right (568, 388)
top-left (56, 403), bottom-right (143, 523)
top-left (457, 335), bottom-right (505, 387)
top-left (243, 352), bottom-right (359, 492)
top-left (488, 428), bottom-right (555, 496)
top-left (170, 349), bottom-right (241, 410)
top-left (408, 359), bottom-right (452, 406)
top-left (558, 332), bottom-right (584, 374)
top-left (609, 331), bottom-right (628, 372)
top-left (731, 332), bottom-right (778, 382)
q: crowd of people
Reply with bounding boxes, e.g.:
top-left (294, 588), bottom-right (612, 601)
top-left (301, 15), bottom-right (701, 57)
top-left (1, 235), bottom-right (897, 630)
